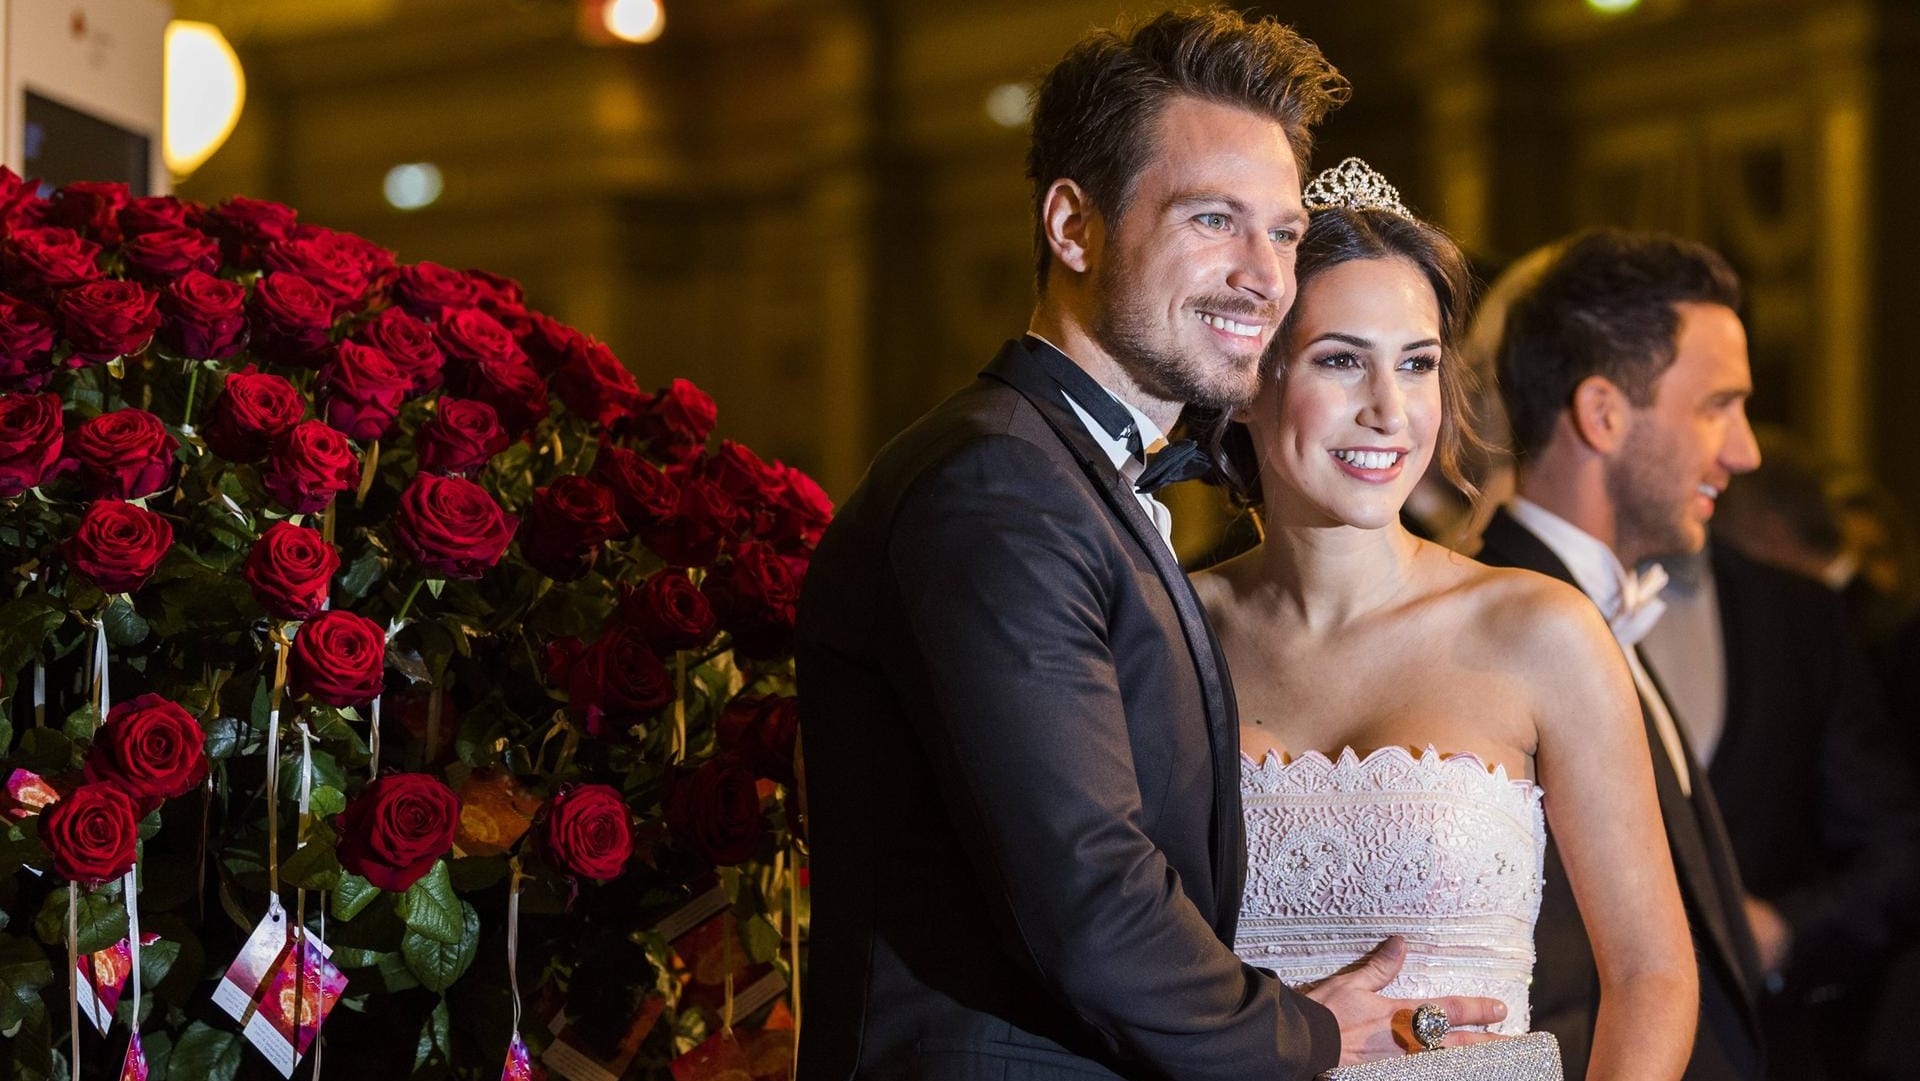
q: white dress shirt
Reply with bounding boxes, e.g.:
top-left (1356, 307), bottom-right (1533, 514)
top-left (1507, 498), bottom-right (1695, 796)
top-left (1640, 548), bottom-right (1729, 765)
top-left (1026, 335), bottom-right (1177, 554)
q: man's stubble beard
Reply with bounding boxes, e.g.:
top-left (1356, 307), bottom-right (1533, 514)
top-left (1089, 259), bottom-right (1268, 413)
top-left (1605, 417), bottom-right (1699, 566)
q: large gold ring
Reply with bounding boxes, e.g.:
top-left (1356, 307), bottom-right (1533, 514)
top-left (1411, 1002), bottom-right (1450, 1051)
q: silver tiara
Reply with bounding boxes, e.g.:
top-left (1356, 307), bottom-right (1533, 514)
top-left (1301, 157), bottom-right (1412, 219)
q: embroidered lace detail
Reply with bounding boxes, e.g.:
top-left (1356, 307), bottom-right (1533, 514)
top-left (1236, 745), bottom-right (1546, 1035)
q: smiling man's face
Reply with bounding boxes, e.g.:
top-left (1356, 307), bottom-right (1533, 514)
top-left (1086, 94), bottom-right (1306, 412)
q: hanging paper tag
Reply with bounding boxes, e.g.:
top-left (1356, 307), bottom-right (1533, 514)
top-left (213, 909), bottom-right (347, 1078)
top-left (74, 932), bottom-right (162, 1035)
top-left (117, 1031), bottom-right (149, 1081)
top-left (501, 1032), bottom-right (534, 1081)
top-left (541, 999), bottom-right (663, 1081)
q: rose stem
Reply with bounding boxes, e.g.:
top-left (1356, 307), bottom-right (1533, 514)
top-left (393, 577), bottom-right (425, 627)
top-left (182, 364), bottom-right (200, 430)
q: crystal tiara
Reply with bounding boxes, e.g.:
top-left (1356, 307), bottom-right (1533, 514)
top-left (1301, 157), bottom-right (1412, 219)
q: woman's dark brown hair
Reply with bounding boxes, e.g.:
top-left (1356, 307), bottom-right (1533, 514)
top-left (1201, 206), bottom-right (1483, 507)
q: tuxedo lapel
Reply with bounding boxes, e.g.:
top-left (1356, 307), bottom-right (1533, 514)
top-left (982, 340), bottom-right (1242, 931)
top-left (1480, 509), bottom-right (1762, 1033)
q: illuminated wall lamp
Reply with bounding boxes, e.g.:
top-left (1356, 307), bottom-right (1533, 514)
top-left (579, 0), bottom-right (665, 45)
top-left (164, 21), bottom-right (246, 179)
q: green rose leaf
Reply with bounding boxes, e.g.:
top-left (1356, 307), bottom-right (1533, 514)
top-left (401, 902), bottom-right (478, 993)
top-left (137, 936), bottom-right (181, 989)
top-left (203, 715), bottom-right (241, 760)
top-left (280, 826), bottom-right (342, 891)
top-left (400, 860), bottom-right (462, 945)
top-left (103, 597), bottom-right (150, 647)
top-left (0, 933), bottom-right (55, 1034)
top-left (165, 1020), bottom-right (243, 1081)
top-left (413, 995), bottom-right (452, 1072)
top-left (332, 873), bottom-right (379, 922)
top-left (0, 594), bottom-right (65, 677)
top-left (35, 883), bottom-right (129, 955)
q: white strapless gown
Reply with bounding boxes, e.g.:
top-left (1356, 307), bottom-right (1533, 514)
top-left (1234, 745), bottom-right (1547, 1035)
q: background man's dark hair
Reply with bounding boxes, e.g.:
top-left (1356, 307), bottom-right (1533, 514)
top-left (1497, 227), bottom-right (1743, 460)
top-left (1199, 204), bottom-right (1482, 507)
top-left (1025, 7), bottom-right (1348, 289)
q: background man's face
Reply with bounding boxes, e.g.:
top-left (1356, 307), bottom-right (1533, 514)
top-left (1087, 95), bottom-right (1305, 412)
top-left (1607, 301), bottom-right (1762, 565)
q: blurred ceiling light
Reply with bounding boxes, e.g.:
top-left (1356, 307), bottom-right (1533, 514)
top-left (985, 82), bottom-right (1033, 129)
top-left (601, 0), bottom-right (665, 43)
top-left (383, 163), bottom-right (444, 211)
top-left (1585, 0), bottom-right (1642, 13)
top-left (163, 21), bottom-right (246, 178)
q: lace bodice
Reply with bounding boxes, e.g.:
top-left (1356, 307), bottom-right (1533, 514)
top-left (1235, 745), bottom-right (1546, 1035)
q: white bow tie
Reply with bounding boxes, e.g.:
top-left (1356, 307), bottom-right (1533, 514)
top-left (1609, 563), bottom-right (1670, 647)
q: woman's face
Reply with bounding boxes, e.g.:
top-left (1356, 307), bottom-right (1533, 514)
top-left (1241, 255), bottom-right (1444, 530)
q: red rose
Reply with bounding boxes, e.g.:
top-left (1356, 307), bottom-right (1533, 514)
top-left (618, 569), bottom-right (716, 652)
top-left (0, 168), bottom-right (46, 233)
top-left (159, 270), bottom-right (248, 359)
top-left (317, 341), bottom-right (408, 440)
top-left (49, 181), bottom-right (130, 243)
top-left (83, 693), bottom-right (209, 810)
top-left (702, 541), bottom-right (804, 659)
top-left (69, 408), bottom-right (178, 499)
top-left (40, 782), bottom-right (138, 884)
top-left (392, 473), bottom-right (516, 579)
top-left (4, 226), bottom-right (103, 296)
top-left (512, 310), bottom-right (580, 376)
top-left (414, 398), bottom-right (508, 476)
top-left (119, 195), bottom-right (198, 237)
top-left (0, 393), bottom-right (62, 495)
top-left (205, 196), bottom-right (297, 264)
top-left (389, 262), bottom-right (479, 320)
top-left (591, 444), bottom-right (677, 539)
top-left (634, 379), bottom-right (716, 463)
top-left (120, 227), bottom-right (221, 283)
top-left (561, 624), bottom-right (675, 738)
top-left (0, 293), bottom-right (57, 388)
top-left (262, 420), bottom-right (361, 514)
top-left (64, 500), bottom-right (172, 594)
top-left (248, 271), bottom-right (335, 367)
top-left (436, 307), bottom-right (526, 373)
top-left (244, 522), bottom-right (339, 620)
top-left (701, 441), bottom-right (782, 505)
top-left (551, 339), bottom-right (643, 429)
top-left (310, 227), bottom-right (396, 294)
top-left (334, 773), bottom-right (459, 892)
top-left (288, 609), bottom-right (386, 707)
top-left (769, 462), bottom-right (833, 551)
top-left (644, 475), bottom-right (738, 567)
top-left (463, 268), bottom-right (525, 317)
top-left (540, 784), bottom-right (633, 882)
top-left (202, 366), bottom-right (302, 462)
top-left (459, 356), bottom-right (549, 436)
top-left (715, 694), bottom-right (799, 785)
top-left (58, 280), bottom-right (161, 362)
top-left (664, 755), bottom-right (763, 866)
top-left (260, 230), bottom-right (373, 310)
top-left (354, 307), bottom-right (443, 393)
top-left (519, 476), bottom-right (623, 582)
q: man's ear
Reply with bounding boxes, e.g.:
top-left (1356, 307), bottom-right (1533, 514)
top-left (1041, 179), bottom-right (1097, 276)
top-left (1569, 375), bottom-right (1631, 455)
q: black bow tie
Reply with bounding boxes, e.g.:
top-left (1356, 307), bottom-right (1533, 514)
top-left (1135, 439), bottom-right (1211, 494)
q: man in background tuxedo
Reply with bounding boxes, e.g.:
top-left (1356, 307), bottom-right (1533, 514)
top-left (1476, 228), bottom-right (1766, 1081)
top-left (795, 10), bottom-right (1504, 1081)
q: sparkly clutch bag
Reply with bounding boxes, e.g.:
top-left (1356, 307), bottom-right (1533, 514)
top-left (1320, 1032), bottom-right (1563, 1080)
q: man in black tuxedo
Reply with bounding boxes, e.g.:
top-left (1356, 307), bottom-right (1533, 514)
top-left (795, 11), bottom-right (1504, 1081)
top-left (1475, 229), bottom-right (1766, 1081)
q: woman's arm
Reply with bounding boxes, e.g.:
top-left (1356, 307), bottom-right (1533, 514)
top-left (1519, 579), bottom-right (1697, 1081)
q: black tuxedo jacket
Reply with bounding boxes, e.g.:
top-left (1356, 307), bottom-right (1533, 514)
top-left (795, 338), bottom-right (1338, 1081)
top-left (1475, 508), bottom-right (1764, 1081)
top-left (1687, 545), bottom-right (1920, 1078)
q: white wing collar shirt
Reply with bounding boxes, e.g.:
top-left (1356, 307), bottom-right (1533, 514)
top-left (1028, 334), bottom-right (1177, 554)
top-left (1506, 497), bottom-right (1693, 796)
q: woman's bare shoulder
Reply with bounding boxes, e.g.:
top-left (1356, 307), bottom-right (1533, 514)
top-left (1429, 550), bottom-right (1619, 676)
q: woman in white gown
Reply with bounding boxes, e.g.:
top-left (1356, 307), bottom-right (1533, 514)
top-left (1192, 161), bottom-right (1697, 1078)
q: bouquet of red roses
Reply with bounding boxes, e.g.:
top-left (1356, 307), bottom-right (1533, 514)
top-left (0, 173), bottom-right (822, 1080)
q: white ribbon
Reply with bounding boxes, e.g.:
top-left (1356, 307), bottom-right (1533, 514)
top-left (67, 884), bottom-right (79, 1079)
top-left (91, 616), bottom-right (110, 727)
top-left (32, 660), bottom-right (44, 726)
top-left (122, 866), bottom-right (142, 1074)
top-left (507, 877), bottom-right (523, 1038)
top-left (369, 695), bottom-right (382, 777)
top-left (265, 697), bottom-right (284, 921)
